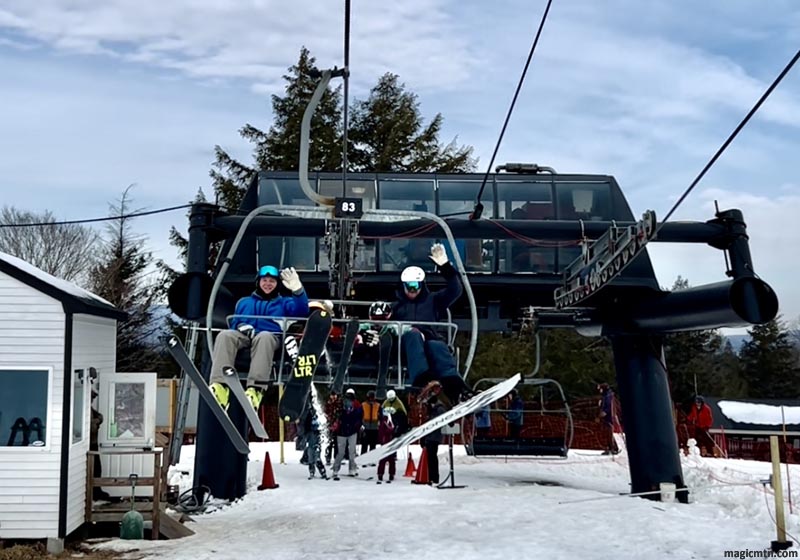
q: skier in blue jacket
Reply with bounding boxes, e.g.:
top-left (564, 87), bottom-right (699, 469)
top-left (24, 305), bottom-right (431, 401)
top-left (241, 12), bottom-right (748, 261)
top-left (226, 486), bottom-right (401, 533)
top-left (391, 243), bottom-right (471, 404)
top-left (210, 265), bottom-right (309, 410)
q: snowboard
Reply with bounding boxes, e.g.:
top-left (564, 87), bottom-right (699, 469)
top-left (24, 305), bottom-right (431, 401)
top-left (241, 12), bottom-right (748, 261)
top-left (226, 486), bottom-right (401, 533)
top-left (356, 373), bottom-right (521, 467)
top-left (375, 331), bottom-right (393, 400)
top-left (331, 317), bottom-right (360, 394)
top-left (279, 309), bottom-right (333, 422)
top-left (220, 366), bottom-right (269, 440)
top-left (166, 336), bottom-right (251, 455)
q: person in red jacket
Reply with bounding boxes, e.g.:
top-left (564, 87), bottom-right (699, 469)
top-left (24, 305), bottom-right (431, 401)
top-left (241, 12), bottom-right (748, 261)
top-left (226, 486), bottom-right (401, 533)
top-left (687, 396), bottom-right (714, 456)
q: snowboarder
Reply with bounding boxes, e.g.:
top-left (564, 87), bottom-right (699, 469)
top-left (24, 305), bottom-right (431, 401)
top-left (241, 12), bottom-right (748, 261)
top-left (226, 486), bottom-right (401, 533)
top-left (303, 405), bottom-right (328, 479)
top-left (390, 243), bottom-right (471, 404)
top-left (209, 265), bottom-right (309, 411)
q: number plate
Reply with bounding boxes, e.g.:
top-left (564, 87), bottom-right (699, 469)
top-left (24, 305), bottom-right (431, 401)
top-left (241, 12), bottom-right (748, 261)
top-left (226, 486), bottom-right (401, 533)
top-left (334, 197), bottom-right (363, 218)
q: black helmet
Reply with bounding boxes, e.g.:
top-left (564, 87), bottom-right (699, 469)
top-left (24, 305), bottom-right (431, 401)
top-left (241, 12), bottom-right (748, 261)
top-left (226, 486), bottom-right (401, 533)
top-left (369, 301), bottom-right (392, 319)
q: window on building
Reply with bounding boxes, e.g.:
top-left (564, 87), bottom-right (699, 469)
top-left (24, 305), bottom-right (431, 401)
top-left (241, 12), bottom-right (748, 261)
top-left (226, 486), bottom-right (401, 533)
top-left (378, 179), bottom-right (436, 272)
top-left (72, 369), bottom-right (86, 444)
top-left (107, 382), bottom-right (145, 440)
top-left (0, 369), bottom-right (49, 448)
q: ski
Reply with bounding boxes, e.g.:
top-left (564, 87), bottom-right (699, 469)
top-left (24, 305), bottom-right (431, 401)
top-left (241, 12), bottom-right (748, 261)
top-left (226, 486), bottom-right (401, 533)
top-left (279, 309), bottom-right (333, 422)
top-left (221, 366), bottom-right (269, 440)
top-left (331, 317), bottom-right (360, 394)
top-left (374, 331), bottom-right (393, 400)
top-left (165, 336), bottom-right (250, 455)
top-left (356, 374), bottom-right (521, 467)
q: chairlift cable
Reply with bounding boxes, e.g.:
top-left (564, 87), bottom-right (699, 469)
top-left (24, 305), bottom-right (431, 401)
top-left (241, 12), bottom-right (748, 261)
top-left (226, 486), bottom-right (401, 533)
top-left (471, 0), bottom-right (555, 220)
top-left (657, 48), bottom-right (800, 232)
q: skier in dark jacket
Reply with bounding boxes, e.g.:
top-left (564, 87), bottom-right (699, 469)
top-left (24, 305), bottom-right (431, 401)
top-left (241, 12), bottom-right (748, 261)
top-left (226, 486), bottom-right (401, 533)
top-left (209, 265), bottom-right (309, 411)
top-left (391, 243), bottom-right (470, 403)
top-left (597, 383), bottom-right (619, 454)
top-left (333, 388), bottom-right (362, 479)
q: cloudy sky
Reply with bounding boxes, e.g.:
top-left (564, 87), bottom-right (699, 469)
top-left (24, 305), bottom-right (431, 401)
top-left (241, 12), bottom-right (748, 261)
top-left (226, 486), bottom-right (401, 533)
top-left (0, 0), bottom-right (798, 326)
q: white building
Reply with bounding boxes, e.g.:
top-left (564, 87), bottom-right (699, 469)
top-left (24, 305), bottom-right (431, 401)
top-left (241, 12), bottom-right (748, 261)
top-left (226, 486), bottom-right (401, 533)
top-left (0, 252), bottom-right (125, 545)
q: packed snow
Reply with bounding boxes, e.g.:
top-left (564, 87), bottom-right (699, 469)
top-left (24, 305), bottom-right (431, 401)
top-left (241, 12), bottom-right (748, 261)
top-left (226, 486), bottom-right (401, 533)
top-left (90, 438), bottom-right (800, 560)
top-left (0, 251), bottom-right (114, 306)
top-left (719, 401), bottom-right (800, 426)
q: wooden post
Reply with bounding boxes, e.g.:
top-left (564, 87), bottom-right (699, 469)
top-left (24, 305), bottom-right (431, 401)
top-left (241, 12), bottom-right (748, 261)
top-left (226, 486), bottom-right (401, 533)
top-left (152, 451), bottom-right (161, 540)
top-left (85, 452), bottom-right (94, 524)
top-left (279, 384), bottom-right (285, 465)
top-left (781, 406), bottom-right (793, 514)
top-left (769, 436), bottom-right (791, 551)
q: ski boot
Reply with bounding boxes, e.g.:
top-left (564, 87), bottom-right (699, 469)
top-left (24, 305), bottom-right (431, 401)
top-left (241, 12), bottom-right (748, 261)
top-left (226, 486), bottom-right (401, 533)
top-left (244, 386), bottom-right (263, 410)
top-left (210, 383), bottom-right (231, 411)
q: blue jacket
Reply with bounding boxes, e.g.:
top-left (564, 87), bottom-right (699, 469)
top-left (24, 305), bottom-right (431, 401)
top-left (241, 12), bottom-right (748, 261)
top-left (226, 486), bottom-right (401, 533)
top-left (506, 396), bottom-right (524, 426)
top-left (391, 262), bottom-right (462, 341)
top-left (475, 405), bottom-right (491, 429)
top-left (230, 290), bottom-right (309, 334)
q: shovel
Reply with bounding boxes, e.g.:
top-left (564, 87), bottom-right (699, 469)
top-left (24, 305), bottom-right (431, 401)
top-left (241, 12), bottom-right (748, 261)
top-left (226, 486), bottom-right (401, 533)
top-left (119, 474), bottom-right (144, 539)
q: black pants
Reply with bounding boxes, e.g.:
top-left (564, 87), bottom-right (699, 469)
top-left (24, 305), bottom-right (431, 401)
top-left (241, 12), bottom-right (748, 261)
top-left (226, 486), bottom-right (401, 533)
top-left (509, 424), bottom-right (521, 439)
top-left (424, 441), bottom-right (440, 484)
top-left (360, 429), bottom-right (378, 454)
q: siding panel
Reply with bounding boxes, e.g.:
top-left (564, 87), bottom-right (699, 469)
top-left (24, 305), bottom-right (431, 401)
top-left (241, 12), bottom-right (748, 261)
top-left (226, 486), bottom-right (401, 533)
top-left (0, 272), bottom-right (63, 539)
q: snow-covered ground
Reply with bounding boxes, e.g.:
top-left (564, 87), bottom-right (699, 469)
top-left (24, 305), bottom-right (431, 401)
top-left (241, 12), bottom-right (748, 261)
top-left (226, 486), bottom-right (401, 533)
top-left (94, 439), bottom-right (800, 560)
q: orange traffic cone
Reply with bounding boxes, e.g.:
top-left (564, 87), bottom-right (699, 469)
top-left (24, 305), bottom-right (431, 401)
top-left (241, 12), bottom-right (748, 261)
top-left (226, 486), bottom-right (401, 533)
top-left (411, 448), bottom-right (429, 485)
top-left (404, 452), bottom-right (417, 478)
top-left (257, 451), bottom-right (280, 490)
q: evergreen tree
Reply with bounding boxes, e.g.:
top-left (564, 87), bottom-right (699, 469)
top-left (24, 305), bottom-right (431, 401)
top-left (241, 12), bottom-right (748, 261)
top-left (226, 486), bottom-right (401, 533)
top-left (210, 47), bottom-right (342, 210)
top-left (348, 73), bottom-right (475, 172)
top-left (740, 317), bottom-right (800, 398)
top-left (89, 186), bottom-right (164, 372)
top-left (662, 276), bottom-right (744, 405)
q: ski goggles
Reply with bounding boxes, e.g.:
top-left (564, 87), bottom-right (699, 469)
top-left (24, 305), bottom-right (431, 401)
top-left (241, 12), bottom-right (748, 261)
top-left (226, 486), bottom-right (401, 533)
top-left (403, 281), bottom-right (421, 293)
top-left (257, 265), bottom-right (280, 279)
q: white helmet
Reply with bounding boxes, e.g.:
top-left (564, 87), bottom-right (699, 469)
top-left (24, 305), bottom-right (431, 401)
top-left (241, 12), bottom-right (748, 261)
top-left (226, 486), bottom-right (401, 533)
top-left (401, 266), bottom-right (425, 283)
top-left (386, 389), bottom-right (396, 400)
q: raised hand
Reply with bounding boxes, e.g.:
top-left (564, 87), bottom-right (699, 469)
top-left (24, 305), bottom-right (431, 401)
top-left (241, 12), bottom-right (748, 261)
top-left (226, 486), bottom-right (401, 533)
top-left (429, 242), bottom-right (449, 266)
top-left (280, 267), bottom-right (303, 293)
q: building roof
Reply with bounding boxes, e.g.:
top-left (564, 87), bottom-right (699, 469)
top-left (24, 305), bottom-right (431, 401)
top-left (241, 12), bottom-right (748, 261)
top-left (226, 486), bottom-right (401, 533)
top-left (704, 396), bottom-right (800, 434)
top-left (0, 252), bottom-right (126, 320)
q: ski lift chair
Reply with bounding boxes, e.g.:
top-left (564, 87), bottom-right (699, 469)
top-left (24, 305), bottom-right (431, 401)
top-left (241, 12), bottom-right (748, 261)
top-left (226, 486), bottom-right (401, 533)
top-left (466, 378), bottom-right (573, 459)
top-left (335, 310), bottom-right (460, 390)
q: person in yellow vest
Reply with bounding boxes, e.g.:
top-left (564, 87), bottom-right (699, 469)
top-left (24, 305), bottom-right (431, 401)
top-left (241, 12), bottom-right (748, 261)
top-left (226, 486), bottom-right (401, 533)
top-left (361, 390), bottom-right (381, 458)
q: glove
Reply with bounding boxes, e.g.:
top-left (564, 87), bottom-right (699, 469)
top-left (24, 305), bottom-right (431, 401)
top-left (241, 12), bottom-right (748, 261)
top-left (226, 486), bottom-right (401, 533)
top-left (429, 242), bottom-right (449, 266)
top-left (280, 267), bottom-right (303, 293)
top-left (363, 329), bottom-right (379, 347)
top-left (237, 323), bottom-right (255, 339)
top-left (284, 335), bottom-right (299, 360)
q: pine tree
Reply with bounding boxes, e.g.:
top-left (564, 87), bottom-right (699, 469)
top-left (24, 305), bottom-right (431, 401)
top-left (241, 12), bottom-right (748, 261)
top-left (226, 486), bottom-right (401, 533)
top-left (740, 317), bottom-right (800, 398)
top-left (210, 47), bottom-right (342, 210)
top-left (89, 186), bottom-right (163, 372)
top-left (348, 73), bottom-right (475, 172)
top-left (662, 276), bottom-right (744, 405)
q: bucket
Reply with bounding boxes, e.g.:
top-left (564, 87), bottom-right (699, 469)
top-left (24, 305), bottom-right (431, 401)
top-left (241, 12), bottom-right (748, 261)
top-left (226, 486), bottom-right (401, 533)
top-left (660, 482), bottom-right (676, 502)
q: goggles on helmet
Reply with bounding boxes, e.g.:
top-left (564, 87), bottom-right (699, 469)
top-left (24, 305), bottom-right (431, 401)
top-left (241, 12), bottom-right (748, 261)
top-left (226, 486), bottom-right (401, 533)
top-left (404, 281), bottom-right (421, 293)
top-left (257, 265), bottom-right (280, 279)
